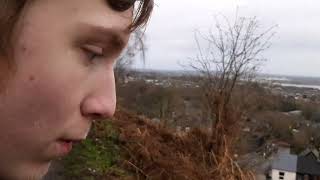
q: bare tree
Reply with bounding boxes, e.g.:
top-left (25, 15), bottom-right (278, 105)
top-left (114, 29), bottom-right (146, 84)
top-left (190, 14), bottom-right (276, 153)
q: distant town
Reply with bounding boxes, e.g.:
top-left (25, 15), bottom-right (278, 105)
top-left (119, 69), bottom-right (320, 180)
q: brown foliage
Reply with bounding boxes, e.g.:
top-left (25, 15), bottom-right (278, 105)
top-left (109, 110), bottom-right (254, 180)
top-left (253, 111), bottom-right (297, 140)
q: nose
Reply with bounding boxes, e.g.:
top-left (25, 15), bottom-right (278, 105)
top-left (81, 96), bottom-right (116, 120)
top-left (80, 70), bottom-right (116, 120)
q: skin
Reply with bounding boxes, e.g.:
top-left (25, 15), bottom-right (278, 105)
top-left (0, 0), bottom-right (131, 179)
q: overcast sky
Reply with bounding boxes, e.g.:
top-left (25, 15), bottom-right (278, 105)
top-left (133, 0), bottom-right (320, 77)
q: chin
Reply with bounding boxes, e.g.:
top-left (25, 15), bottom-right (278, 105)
top-left (28, 162), bottom-right (52, 180)
top-left (6, 161), bottom-right (52, 180)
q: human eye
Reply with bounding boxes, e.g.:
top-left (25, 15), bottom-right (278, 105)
top-left (82, 45), bottom-right (104, 61)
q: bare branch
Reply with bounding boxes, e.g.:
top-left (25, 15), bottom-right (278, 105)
top-left (189, 14), bottom-right (276, 133)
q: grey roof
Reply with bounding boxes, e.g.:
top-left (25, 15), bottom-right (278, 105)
top-left (297, 154), bottom-right (320, 175)
top-left (272, 148), bottom-right (320, 175)
top-left (272, 153), bottom-right (298, 172)
top-left (299, 148), bottom-right (319, 159)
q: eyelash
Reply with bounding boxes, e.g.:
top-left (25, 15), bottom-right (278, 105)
top-left (84, 49), bottom-right (103, 61)
top-left (82, 46), bottom-right (105, 61)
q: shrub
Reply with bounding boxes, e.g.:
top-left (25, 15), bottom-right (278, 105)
top-left (61, 121), bottom-right (125, 179)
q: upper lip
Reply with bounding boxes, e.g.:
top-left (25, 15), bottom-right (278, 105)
top-left (58, 131), bottom-right (89, 143)
top-left (58, 137), bottom-right (85, 144)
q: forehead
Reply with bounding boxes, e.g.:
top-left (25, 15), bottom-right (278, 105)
top-left (21, 0), bottom-right (133, 34)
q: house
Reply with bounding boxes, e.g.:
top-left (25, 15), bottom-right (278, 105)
top-left (296, 149), bottom-right (320, 180)
top-left (269, 147), bottom-right (320, 180)
top-left (270, 148), bottom-right (297, 180)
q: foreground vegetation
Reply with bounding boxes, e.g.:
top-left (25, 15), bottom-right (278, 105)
top-left (58, 109), bottom-right (254, 180)
top-left (61, 121), bottom-right (126, 179)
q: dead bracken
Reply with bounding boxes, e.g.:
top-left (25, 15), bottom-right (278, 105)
top-left (106, 109), bottom-right (255, 180)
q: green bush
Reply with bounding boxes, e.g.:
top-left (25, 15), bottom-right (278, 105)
top-left (61, 121), bottom-right (125, 179)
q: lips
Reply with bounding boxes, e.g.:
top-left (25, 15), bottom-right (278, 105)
top-left (55, 139), bottom-right (74, 156)
top-left (53, 132), bottom-right (89, 157)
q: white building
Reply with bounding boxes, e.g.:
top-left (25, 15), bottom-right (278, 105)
top-left (270, 148), bottom-right (297, 180)
top-left (271, 168), bottom-right (296, 180)
top-left (269, 147), bottom-right (320, 180)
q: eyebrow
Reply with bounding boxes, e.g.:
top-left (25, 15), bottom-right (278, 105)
top-left (78, 23), bottom-right (130, 54)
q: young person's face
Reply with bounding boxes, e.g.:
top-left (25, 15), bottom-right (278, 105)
top-left (0, 0), bottom-right (131, 179)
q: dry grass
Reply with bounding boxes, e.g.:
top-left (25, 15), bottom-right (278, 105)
top-left (109, 110), bottom-right (255, 180)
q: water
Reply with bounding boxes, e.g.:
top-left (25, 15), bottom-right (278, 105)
top-left (281, 83), bottom-right (320, 90)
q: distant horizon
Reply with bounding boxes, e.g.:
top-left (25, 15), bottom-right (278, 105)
top-left (130, 67), bottom-right (320, 79)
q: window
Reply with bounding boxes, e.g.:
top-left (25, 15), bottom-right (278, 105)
top-left (279, 172), bottom-right (285, 180)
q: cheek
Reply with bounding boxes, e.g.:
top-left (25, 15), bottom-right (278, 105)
top-left (9, 17), bottom-right (95, 138)
top-left (0, 75), bottom-right (72, 160)
top-left (10, 67), bottom-right (71, 132)
top-left (24, 73), bottom-right (80, 126)
top-left (6, 51), bottom-right (85, 136)
top-left (14, 36), bottom-right (85, 120)
top-left (11, 77), bottom-right (72, 133)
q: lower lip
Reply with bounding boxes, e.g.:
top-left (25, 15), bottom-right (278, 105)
top-left (56, 141), bottom-right (73, 156)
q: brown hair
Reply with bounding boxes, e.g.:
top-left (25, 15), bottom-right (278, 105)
top-left (0, 0), bottom-right (154, 57)
top-left (107, 0), bottom-right (154, 31)
top-left (0, 0), bottom-right (27, 57)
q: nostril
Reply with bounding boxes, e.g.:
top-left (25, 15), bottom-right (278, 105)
top-left (81, 96), bottom-right (116, 121)
top-left (90, 113), bottom-right (104, 121)
top-left (84, 110), bottom-right (108, 122)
